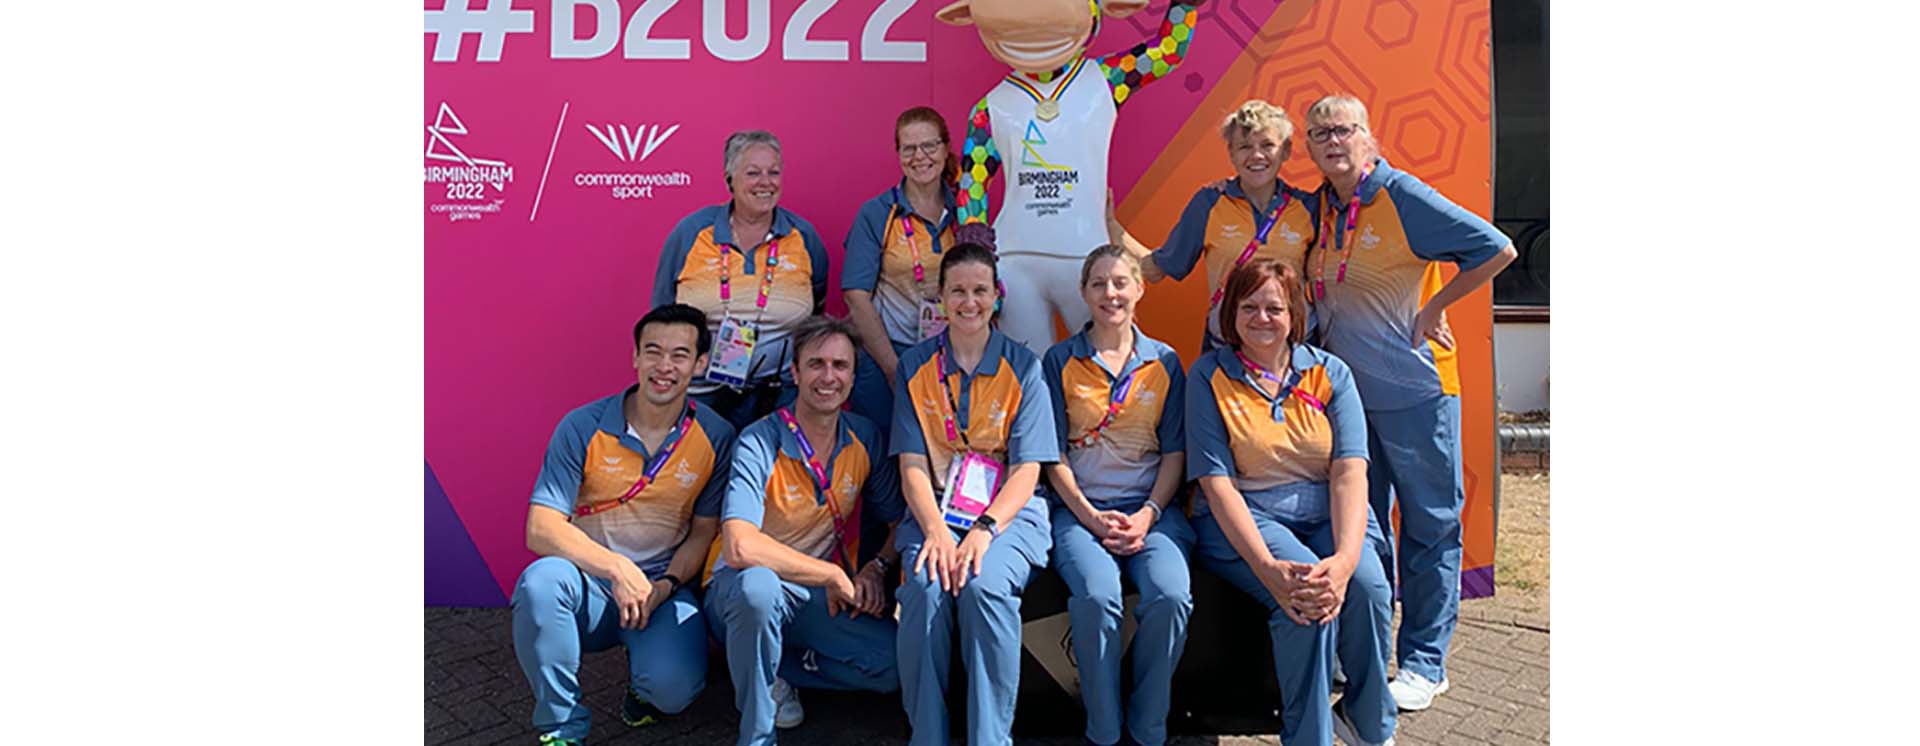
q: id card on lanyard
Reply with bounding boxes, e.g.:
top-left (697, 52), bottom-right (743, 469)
top-left (775, 408), bottom-right (856, 572)
top-left (932, 342), bottom-right (1006, 531)
top-left (707, 231), bottom-right (780, 388)
top-left (896, 208), bottom-right (948, 341)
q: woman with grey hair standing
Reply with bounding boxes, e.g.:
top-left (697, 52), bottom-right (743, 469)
top-left (1297, 93), bottom-right (1516, 717)
top-left (652, 130), bottom-right (831, 430)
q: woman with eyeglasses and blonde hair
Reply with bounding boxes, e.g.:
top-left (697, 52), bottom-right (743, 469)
top-left (841, 107), bottom-right (962, 429)
top-left (1297, 93), bottom-right (1516, 714)
top-left (1109, 99), bottom-right (1319, 351)
top-left (1186, 258), bottom-right (1395, 746)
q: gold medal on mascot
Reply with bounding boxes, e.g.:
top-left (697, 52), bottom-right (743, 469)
top-left (1036, 99), bottom-right (1060, 122)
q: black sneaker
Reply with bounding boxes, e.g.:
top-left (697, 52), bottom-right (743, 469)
top-left (620, 686), bottom-right (664, 727)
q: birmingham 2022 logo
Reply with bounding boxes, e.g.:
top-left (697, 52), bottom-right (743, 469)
top-left (424, 102), bottom-right (513, 223)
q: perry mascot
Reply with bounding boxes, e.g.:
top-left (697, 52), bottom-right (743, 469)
top-left (939, 0), bottom-right (1204, 351)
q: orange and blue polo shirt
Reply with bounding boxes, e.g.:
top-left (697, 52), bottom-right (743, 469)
top-left (842, 181), bottom-right (959, 350)
top-left (1304, 157), bottom-right (1510, 411)
top-left (1041, 325), bottom-right (1185, 512)
top-left (650, 203), bottom-right (831, 393)
top-left (712, 410), bottom-right (902, 575)
top-left (1152, 178), bottom-right (1318, 346)
top-left (889, 329), bottom-right (1059, 492)
top-left (528, 386), bottom-right (737, 576)
top-left (1184, 344), bottom-right (1367, 524)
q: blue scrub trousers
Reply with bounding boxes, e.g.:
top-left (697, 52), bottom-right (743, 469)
top-left (1364, 394), bottom-right (1463, 683)
top-left (1192, 506), bottom-right (1395, 746)
top-left (849, 340), bottom-right (912, 431)
top-left (510, 556), bottom-right (709, 742)
top-left (1049, 503), bottom-right (1194, 746)
top-left (894, 497), bottom-right (1051, 746)
top-left (705, 566), bottom-right (901, 746)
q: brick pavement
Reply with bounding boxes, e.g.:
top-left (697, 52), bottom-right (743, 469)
top-left (425, 595), bottom-right (1546, 745)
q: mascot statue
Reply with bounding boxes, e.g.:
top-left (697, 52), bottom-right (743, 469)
top-left (938, 0), bottom-right (1204, 350)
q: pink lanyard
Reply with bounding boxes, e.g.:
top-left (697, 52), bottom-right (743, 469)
top-left (897, 207), bottom-right (928, 287)
top-left (932, 341), bottom-right (976, 452)
top-left (1211, 190), bottom-right (1291, 306)
top-left (1068, 345), bottom-right (1142, 449)
top-left (775, 408), bottom-right (854, 571)
top-left (1311, 167), bottom-right (1372, 302)
top-left (576, 403), bottom-right (698, 517)
top-left (718, 231), bottom-right (780, 319)
top-left (1234, 352), bottom-right (1324, 412)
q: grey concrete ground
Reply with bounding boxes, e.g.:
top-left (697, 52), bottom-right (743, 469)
top-left (426, 597), bottom-right (1546, 745)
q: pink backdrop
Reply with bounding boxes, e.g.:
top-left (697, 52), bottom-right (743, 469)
top-left (425, 0), bottom-right (1499, 605)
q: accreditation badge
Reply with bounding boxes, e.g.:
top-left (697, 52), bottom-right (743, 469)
top-left (940, 452), bottom-right (1005, 531)
top-left (705, 316), bottom-right (757, 388)
top-left (917, 298), bottom-right (948, 341)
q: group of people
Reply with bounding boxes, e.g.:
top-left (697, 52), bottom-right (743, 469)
top-left (508, 94), bottom-right (1516, 746)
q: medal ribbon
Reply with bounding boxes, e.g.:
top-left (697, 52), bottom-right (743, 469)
top-left (1311, 166), bottom-right (1372, 302)
top-left (775, 408), bottom-right (855, 571)
top-left (1209, 189), bottom-right (1292, 307)
top-left (576, 402), bottom-right (698, 517)
top-left (1069, 342), bottom-right (1143, 449)
top-left (1005, 58), bottom-right (1089, 110)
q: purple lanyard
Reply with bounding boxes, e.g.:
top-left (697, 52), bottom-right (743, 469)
top-left (1234, 352), bottom-right (1324, 412)
top-left (775, 408), bottom-right (854, 571)
top-left (932, 338), bottom-right (975, 451)
top-left (1069, 344), bottom-right (1142, 449)
top-left (576, 402), bottom-right (697, 517)
top-left (1211, 190), bottom-right (1291, 306)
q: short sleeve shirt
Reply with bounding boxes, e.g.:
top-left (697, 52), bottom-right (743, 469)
top-left (712, 409), bottom-right (902, 575)
top-left (651, 203), bottom-right (831, 394)
top-left (1153, 178), bottom-right (1317, 346)
top-left (842, 181), bottom-right (958, 349)
top-left (1305, 157), bottom-right (1510, 410)
top-left (1041, 325), bottom-right (1185, 511)
top-left (528, 387), bottom-right (737, 576)
top-left (889, 329), bottom-right (1059, 492)
top-left (1185, 345), bottom-right (1366, 523)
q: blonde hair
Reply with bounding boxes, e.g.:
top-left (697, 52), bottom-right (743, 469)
top-left (1079, 244), bottom-right (1142, 287)
top-left (1220, 100), bottom-right (1294, 144)
top-left (1305, 94), bottom-right (1370, 128)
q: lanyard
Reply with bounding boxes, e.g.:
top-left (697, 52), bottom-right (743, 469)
top-left (718, 230), bottom-right (781, 322)
top-left (1311, 167), bottom-right (1372, 302)
top-left (1210, 189), bottom-right (1291, 307)
top-left (1234, 352), bottom-right (1325, 412)
top-left (932, 340), bottom-right (976, 453)
top-left (891, 204), bottom-right (936, 297)
top-left (775, 408), bottom-right (855, 571)
top-left (1068, 339), bottom-right (1142, 449)
top-left (576, 402), bottom-right (698, 517)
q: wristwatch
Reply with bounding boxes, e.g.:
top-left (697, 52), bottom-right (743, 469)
top-left (970, 513), bottom-right (1000, 538)
top-left (659, 573), bottom-right (685, 595)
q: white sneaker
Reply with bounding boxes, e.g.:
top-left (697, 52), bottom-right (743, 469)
top-left (1331, 701), bottom-right (1394, 746)
top-left (770, 676), bottom-right (804, 729)
top-left (1387, 670), bottom-right (1449, 711)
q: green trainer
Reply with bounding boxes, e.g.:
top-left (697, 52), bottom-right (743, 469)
top-left (620, 686), bottom-right (664, 728)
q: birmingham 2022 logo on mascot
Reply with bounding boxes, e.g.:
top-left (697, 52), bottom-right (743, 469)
top-left (940, 0), bottom-right (1204, 351)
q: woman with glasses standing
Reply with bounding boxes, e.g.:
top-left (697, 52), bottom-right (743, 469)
top-left (653, 130), bottom-right (832, 430)
top-left (842, 107), bottom-right (961, 429)
top-left (1297, 94), bottom-right (1516, 714)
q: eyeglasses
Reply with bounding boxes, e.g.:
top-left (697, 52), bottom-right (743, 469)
top-left (1307, 124), bottom-right (1366, 144)
top-left (898, 141), bottom-right (944, 157)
